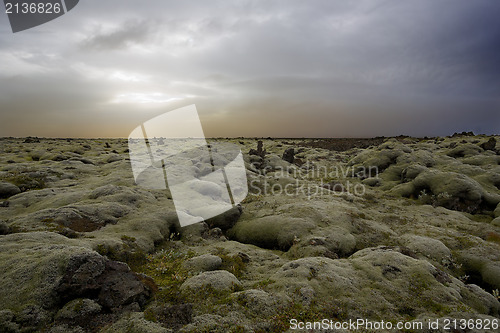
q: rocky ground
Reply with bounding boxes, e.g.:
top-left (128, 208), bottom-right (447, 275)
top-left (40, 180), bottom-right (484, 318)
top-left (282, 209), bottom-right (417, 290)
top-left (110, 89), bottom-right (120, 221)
top-left (0, 134), bottom-right (499, 332)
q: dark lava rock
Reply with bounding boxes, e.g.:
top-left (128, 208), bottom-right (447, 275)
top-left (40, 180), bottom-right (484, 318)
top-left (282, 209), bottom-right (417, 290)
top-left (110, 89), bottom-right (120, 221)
top-left (205, 204), bottom-right (243, 230)
top-left (298, 137), bottom-right (386, 152)
top-left (480, 137), bottom-right (496, 151)
top-left (147, 304), bottom-right (193, 330)
top-left (0, 182), bottom-right (21, 198)
top-left (56, 252), bottom-right (154, 311)
top-left (282, 148), bottom-right (295, 164)
top-left (451, 131), bottom-right (475, 137)
top-left (23, 137), bottom-right (40, 143)
top-left (249, 140), bottom-right (266, 158)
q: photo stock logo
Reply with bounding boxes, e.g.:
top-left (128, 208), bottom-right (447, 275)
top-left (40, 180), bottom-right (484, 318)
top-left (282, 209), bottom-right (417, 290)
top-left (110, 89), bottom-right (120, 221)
top-left (128, 104), bottom-right (248, 227)
top-left (4, 0), bottom-right (79, 33)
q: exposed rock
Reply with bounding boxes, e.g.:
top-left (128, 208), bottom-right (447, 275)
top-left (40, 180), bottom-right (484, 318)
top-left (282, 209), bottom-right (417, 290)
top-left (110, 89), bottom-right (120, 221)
top-left (205, 205), bottom-right (242, 230)
top-left (249, 140), bottom-right (265, 158)
top-left (23, 137), bottom-right (40, 143)
top-left (282, 148), bottom-right (295, 164)
top-left (480, 137), bottom-right (496, 151)
top-left (451, 131), bottom-right (475, 137)
top-left (248, 140), bottom-right (266, 169)
top-left (56, 253), bottom-right (153, 310)
top-left (0, 231), bottom-right (154, 331)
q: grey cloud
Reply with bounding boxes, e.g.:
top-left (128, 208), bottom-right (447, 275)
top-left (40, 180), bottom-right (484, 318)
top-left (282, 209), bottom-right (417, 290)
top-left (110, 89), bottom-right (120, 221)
top-left (0, 0), bottom-right (499, 137)
top-left (81, 19), bottom-right (157, 50)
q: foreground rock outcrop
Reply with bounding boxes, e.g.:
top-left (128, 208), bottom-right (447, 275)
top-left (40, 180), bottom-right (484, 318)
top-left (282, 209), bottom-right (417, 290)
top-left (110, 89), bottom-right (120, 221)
top-left (0, 232), bottom-right (153, 332)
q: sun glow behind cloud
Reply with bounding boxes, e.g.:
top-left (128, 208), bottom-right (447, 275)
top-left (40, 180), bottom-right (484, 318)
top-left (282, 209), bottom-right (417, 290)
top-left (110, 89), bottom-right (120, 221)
top-left (0, 0), bottom-right (498, 138)
top-left (110, 92), bottom-right (183, 104)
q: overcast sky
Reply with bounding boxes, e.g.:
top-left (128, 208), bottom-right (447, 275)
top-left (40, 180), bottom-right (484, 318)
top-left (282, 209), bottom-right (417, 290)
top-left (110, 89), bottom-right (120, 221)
top-left (0, 0), bottom-right (499, 138)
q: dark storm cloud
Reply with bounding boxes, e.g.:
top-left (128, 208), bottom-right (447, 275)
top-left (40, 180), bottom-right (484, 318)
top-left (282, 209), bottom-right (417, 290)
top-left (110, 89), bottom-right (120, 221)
top-left (0, 0), bottom-right (498, 137)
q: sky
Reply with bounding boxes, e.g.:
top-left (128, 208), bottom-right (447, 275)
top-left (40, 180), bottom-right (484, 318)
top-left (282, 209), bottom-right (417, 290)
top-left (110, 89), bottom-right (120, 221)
top-left (0, 0), bottom-right (499, 138)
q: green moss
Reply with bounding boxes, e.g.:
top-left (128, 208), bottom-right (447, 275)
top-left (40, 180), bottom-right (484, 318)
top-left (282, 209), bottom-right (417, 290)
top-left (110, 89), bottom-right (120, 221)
top-left (121, 235), bottom-right (137, 242)
top-left (135, 248), bottom-right (195, 304)
top-left (0, 171), bottom-right (47, 191)
top-left (468, 213), bottom-right (494, 223)
top-left (267, 300), bottom-right (345, 333)
top-left (143, 307), bottom-right (157, 322)
top-left (454, 236), bottom-right (479, 249)
top-left (184, 285), bottom-right (237, 313)
top-left (252, 278), bottom-right (276, 290)
top-left (211, 247), bottom-right (248, 278)
top-left (486, 231), bottom-right (500, 245)
top-left (73, 299), bottom-right (84, 312)
top-left (95, 241), bottom-right (146, 271)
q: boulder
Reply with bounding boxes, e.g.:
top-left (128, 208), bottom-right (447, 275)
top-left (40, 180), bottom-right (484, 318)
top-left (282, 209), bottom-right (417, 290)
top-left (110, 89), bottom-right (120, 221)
top-left (401, 164), bottom-right (427, 182)
top-left (205, 205), bottom-right (242, 230)
top-left (0, 232), bottom-right (153, 324)
top-left (412, 170), bottom-right (485, 213)
top-left (400, 235), bottom-right (451, 261)
top-left (106, 154), bottom-right (122, 163)
top-left (269, 247), bottom-right (500, 318)
top-left (11, 203), bottom-right (131, 232)
top-left (0, 221), bottom-right (9, 235)
top-left (447, 143), bottom-right (483, 158)
top-left (362, 177), bottom-right (381, 187)
top-left (0, 182), bottom-right (21, 198)
top-left (55, 298), bottom-right (101, 322)
top-left (288, 228), bottom-right (356, 259)
top-left (282, 148), bottom-right (295, 164)
top-left (480, 137), bottom-right (496, 151)
top-left (180, 271), bottom-right (242, 294)
top-left (182, 254), bottom-right (222, 273)
top-left (228, 216), bottom-right (315, 250)
top-left (231, 289), bottom-right (291, 317)
top-left (56, 254), bottom-right (153, 310)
